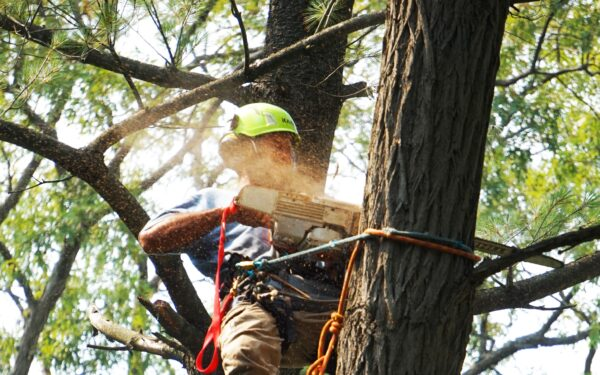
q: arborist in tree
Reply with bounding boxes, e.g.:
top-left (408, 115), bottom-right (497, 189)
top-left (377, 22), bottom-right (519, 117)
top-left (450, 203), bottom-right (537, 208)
top-left (138, 103), bottom-right (342, 375)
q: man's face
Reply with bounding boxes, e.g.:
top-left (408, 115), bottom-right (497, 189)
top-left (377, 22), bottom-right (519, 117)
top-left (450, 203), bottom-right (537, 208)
top-left (245, 132), bottom-right (295, 189)
top-left (219, 131), bottom-right (296, 189)
top-left (254, 132), bottom-right (294, 166)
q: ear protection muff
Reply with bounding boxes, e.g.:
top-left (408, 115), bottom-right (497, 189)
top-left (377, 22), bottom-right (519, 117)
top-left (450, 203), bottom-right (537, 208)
top-left (218, 132), bottom-right (258, 169)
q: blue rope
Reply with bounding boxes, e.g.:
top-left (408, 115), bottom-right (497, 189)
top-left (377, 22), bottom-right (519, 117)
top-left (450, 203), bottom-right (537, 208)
top-left (235, 228), bottom-right (473, 271)
top-left (381, 228), bottom-right (472, 253)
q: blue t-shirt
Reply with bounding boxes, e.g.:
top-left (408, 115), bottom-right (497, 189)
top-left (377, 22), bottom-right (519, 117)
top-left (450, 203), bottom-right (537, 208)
top-left (142, 187), bottom-right (279, 277)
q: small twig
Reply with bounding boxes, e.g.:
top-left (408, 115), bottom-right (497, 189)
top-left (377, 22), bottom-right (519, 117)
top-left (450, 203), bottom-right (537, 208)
top-left (27, 0), bottom-right (44, 29)
top-left (346, 25), bottom-right (380, 49)
top-left (6, 289), bottom-right (25, 314)
top-left (556, 76), bottom-right (600, 120)
top-left (50, 0), bottom-right (86, 28)
top-left (8, 175), bottom-right (72, 193)
top-left (490, 275), bottom-right (506, 288)
top-left (229, 0), bottom-right (250, 75)
top-left (87, 344), bottom-right (130, 351)
top-left (316, 0), bottom-right (338, 33)
top-left (1, 147), bottom-right (13, 192)
top-left (523, 303), bottom-right (576, 311)
top-left (173, 4), bottom-right (194, 66)
top-left (338, 147), bottom-right (366, 173)
top-left (144, 0), bottom-right (176, 66)
top-left (139, 100), bottom-right (221, 191)
top-left (530, 9), bottom-right (555, 71)
top-left (150, 124), bottom-right (223, 130)
top-left (1, 52), bottom-right (52, 117)
top-left (106, 45), bottom-right (145, 109)
top-left (511, 0), bottom-right (541, 4)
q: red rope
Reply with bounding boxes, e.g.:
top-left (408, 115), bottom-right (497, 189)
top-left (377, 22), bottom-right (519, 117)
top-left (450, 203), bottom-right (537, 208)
top-left (196, 200), bottom-right (238, 374)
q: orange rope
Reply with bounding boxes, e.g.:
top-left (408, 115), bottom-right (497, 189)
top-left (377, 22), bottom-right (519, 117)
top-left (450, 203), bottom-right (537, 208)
top-left (307, 241), bottom-right (362, 375)
top-left (364, 228), bottom-right (481, 262)
top-left (307, 228), bottom-right (480, 374)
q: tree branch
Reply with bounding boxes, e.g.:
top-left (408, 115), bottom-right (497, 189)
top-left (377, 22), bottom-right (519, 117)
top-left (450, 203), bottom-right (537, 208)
top-left (0, 119), bottom-right (210, 333)
top-left (185, 47), bottom-right (263, 70)
top-left (0, 240), bottom-right (36, 307)
top-left (0, 10), bottom-right (384, 97)
top-left (0, 154), bottom-right (41, 224)
top-left (474, 250), bottom-right (600, 314)
top-left (86, 344), bottom-right (129, 351)
top-left (472, 224), bottom-right (600, 283)
top-left (84, 11), bottom-right (386, 153)
top-left (495, 64), bottom-right (591, 88)
top-left (556, 75), bottom-right (600, 120)
top-left (466, 292), bottom-right (579, 375)
top-left (8, 175), bottom-right (73, 193)
top-left (0, 14), bottom-right (216, 90)
top-left (463, 329), bottom-right (589, 375)
top-left (88, 305), bottom-right (185, 362)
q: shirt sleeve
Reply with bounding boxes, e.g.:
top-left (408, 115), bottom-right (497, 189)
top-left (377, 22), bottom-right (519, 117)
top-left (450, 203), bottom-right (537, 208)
top-left (141, 188), bottom-right (235, 232)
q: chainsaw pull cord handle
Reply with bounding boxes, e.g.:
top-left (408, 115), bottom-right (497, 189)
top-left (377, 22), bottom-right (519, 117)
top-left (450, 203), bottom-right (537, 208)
top-left (196, 200), bottom-right (238, 373)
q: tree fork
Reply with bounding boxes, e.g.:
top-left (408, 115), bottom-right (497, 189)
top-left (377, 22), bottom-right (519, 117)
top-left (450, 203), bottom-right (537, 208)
top-left (338, 1), bottom-right (509, 373)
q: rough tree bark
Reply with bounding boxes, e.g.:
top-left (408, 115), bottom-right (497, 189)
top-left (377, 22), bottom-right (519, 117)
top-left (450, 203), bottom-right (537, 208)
top-left (338, 1), bottom-right (509, 373)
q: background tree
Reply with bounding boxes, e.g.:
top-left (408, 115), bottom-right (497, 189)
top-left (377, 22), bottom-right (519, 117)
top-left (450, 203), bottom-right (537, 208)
top-left (0, 0), bottom-right (598, 374)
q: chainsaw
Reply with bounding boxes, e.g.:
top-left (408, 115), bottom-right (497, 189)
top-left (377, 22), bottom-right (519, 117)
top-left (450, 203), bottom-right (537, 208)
top-left (235, 185), bottom-right (563, 269)
top-left (236, 185), bottom-right (361, 253)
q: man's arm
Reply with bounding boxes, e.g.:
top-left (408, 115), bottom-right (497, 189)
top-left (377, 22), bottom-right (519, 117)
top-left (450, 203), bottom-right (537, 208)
top-left (138, 207), bottom-right (271, 254)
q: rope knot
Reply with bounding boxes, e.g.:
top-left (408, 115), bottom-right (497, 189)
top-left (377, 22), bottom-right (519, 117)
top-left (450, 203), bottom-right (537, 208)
top-left (330, 312), bottom-right (343, 323)
top-left (329, 312), bottom-right (344, 334)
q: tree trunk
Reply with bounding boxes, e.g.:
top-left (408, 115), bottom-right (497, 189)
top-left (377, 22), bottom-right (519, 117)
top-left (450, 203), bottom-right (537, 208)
top-left (338, 1), bottom-right (509, 373)
top-left (252, 0), bottom-right (355, 189)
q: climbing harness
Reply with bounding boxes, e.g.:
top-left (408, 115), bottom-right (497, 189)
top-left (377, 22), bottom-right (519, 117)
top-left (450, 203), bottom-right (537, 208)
top-left (235, 226), bottom-right (480, 374)
top-left (195, 200), bottom-right (238, 374)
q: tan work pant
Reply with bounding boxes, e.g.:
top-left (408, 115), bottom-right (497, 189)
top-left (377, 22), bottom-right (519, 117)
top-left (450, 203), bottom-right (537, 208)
top-left (219, 301), bottom-right (330, 375)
